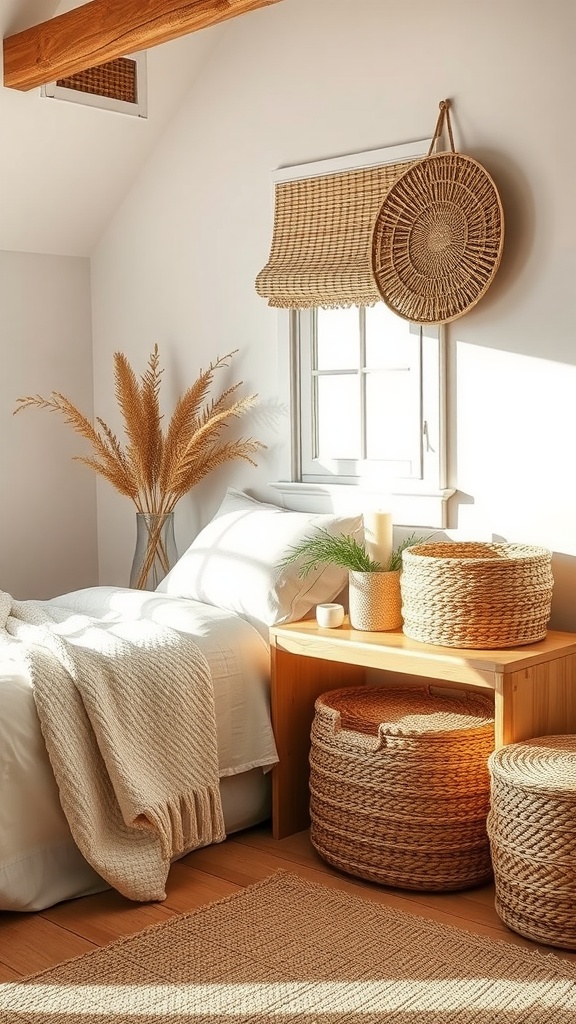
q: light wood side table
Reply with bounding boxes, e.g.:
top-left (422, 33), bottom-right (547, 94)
top-left (269, 618), bottom-right (576, 839)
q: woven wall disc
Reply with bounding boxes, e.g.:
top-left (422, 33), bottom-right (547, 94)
top-left (371, 152), bottom-right (504, 324)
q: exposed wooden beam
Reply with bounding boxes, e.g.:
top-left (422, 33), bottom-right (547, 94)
top-left (3, 0), bottom-right (284, 91)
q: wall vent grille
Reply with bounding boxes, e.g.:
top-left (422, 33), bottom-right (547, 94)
top-left (41, 52), bottom-right (147, 117)
top-left (57, 57), bottom-right (138, 104)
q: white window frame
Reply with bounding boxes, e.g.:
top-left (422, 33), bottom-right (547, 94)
top-left (269, 140), bottom-right (454, 528)
top-left (298, 308), bottom-right (439, 486)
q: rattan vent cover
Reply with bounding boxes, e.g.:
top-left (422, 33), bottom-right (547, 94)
top-left (371, 100), bottom-right (504, 324)
top-left (57, 58), bottom-right (138, 104)
top-left (400, 541), bottom-right (553, 649)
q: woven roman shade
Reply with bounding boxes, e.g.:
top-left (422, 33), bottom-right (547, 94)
top-left (255, 159), bottom-right (416, 309)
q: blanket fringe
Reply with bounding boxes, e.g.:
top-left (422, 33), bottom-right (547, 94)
top-left (137, 786), bottom-right (226, 860)
top-left (3, 591), bottom-right (225, 901)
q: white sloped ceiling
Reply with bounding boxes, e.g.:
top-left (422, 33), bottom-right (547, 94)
top-left (0, 0), bottom-right (224, 257)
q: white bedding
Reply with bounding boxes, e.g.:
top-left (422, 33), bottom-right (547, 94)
top-left (0, 587), bottom-right (278, 912)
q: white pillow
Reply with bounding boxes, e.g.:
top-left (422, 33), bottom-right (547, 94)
top-left (156, 488), bottom-right (363, 631)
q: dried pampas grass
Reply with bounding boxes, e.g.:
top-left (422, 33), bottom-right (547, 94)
top-left (15, 346), bottom-right (265, 587)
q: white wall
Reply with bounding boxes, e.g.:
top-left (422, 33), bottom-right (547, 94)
top-left (90, 0), bottom-right (576, 629)
top-left (0, 250), bottom-right (97, 598)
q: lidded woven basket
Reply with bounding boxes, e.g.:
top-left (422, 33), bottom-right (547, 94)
top-left (401, 542), bottom-right (553, 649)
top-left (309, 685), bottom-right (495, 891)
top-left (488, 736), bottom-right (576, 949)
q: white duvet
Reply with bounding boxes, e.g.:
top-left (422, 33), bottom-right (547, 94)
top-left (0, 587), bottom-right (278, 911)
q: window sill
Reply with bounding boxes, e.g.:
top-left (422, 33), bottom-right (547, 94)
top-left (268, 481), bottom-right (455, 529)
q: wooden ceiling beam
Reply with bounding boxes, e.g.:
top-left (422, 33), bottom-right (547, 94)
top-left (3, 0), bottom-right (284, 91)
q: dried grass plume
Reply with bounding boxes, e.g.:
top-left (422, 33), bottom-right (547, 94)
top-left (15, 346), bottom-right (266, 586)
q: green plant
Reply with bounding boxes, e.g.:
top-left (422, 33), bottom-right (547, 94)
top-left (280, 529), bottom-right (430, 578)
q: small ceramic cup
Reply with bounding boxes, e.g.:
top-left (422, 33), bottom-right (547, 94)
top-left (316, 603), bottom-right (345, 628)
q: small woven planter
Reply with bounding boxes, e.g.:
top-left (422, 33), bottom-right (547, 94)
top-left (488, 736), bottom-right (576, 949)
top-left (401, 542), bottom-right (553, 649)
top-left (348, 570), bottom-right (402, 631)
top-left (309, 685), bottom-right (495, 891)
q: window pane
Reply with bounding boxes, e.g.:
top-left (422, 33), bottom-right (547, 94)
top-left (366, 302), bottom-right (415, 368)
top-left (316, 307), bottom-right (359, 370)
top-left (316, 374), bottom-right (360, 459)
top-left (365, 371), bottom-right (419, 460)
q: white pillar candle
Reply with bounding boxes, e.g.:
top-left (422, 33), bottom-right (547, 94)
top-left (363, 510), bottom-right (393, 570)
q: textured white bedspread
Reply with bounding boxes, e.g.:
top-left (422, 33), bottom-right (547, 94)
top-left (0, 587), bottom-right (278, 911)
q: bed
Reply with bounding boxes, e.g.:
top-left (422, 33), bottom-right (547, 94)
top-left (0, 488), bottom-right (362, 912)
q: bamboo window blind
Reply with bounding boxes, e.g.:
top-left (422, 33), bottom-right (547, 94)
top-left (255, 155), bottom-right (419, 309)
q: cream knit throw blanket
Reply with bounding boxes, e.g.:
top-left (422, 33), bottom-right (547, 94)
top-left (0, 591), bottom-right (225, 902)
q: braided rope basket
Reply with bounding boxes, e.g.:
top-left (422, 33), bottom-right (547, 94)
top-left (401, 542), bottom-right (553, 649)
top-left (309, 685), bottom-right (495, 891)
top-left (487, 736), bottom-right (576, 949)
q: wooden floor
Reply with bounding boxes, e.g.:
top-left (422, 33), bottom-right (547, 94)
top-left (1, 823), bottom-right (575, 982)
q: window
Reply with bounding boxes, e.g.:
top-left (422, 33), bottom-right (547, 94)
top-left (300, 302), bottom-right (443, 483)
top-left (277, 304), bottom-right (449, 526)
top-left (260, 140), bottom-right (453, 527)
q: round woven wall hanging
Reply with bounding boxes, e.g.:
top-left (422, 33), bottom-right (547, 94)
top-left (371, 100), bottom-right (504, 324)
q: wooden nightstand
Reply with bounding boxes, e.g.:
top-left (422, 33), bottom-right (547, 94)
top-left (269, 618), bottom-right (576, 839)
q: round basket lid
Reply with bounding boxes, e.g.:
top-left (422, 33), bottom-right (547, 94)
top-left (371, 151), bottom-right (504, 324)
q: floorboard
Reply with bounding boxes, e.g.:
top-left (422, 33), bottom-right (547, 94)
top-left (1, 823), bottom-right (575, 983)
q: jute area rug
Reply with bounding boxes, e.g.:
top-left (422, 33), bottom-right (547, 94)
top-left (2, 870), bottom-right (576, 1022)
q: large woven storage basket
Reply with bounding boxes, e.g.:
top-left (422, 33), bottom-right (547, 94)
top-left (401, 542), bottom-right (553, 649)
top-left (488, 736), bottom-right (576, 949)
top-left (309, 685), bottom-right (495, 891)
